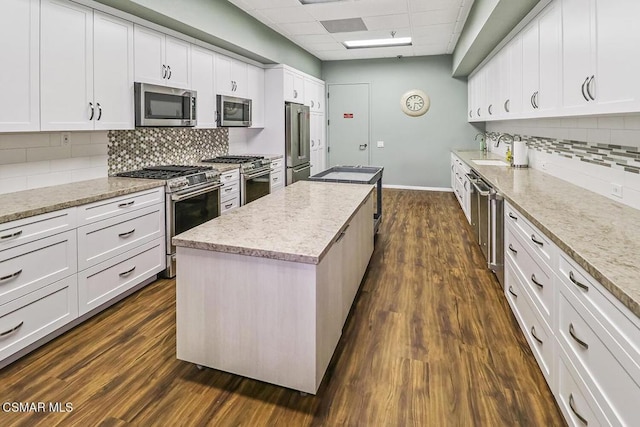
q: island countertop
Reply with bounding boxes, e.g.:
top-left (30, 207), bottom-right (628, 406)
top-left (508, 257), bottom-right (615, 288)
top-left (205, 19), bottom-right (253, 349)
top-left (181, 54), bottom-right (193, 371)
top-left (172, 180), bottom-right (374, 264)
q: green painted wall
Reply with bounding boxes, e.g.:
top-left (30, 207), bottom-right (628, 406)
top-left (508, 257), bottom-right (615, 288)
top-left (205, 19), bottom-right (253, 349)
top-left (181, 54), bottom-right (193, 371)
top-left (322, 56), bottom-right (483, 189)
top-left (95, 0), bottom-right (322, 77)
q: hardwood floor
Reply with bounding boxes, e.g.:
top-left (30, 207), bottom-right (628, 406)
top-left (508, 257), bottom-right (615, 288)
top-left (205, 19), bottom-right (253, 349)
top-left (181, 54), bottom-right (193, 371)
top-left (0, 189), bottom-right (565, 426)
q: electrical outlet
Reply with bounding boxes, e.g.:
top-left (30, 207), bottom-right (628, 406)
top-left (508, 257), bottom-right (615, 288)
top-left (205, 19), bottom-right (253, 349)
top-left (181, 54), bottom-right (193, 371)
top-left (62, 132), bottom-right (70, 146)
top-left (376, 141), bottom-right (384, 148)
top-left (611, 183), bottom-right (623, 198)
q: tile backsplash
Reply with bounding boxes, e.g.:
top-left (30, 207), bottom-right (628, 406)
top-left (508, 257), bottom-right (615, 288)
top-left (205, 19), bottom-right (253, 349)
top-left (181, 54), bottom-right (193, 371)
top-left (107, 128), bottom-right (229, 174)
top-left (486, 115), bottom-right (640, 210)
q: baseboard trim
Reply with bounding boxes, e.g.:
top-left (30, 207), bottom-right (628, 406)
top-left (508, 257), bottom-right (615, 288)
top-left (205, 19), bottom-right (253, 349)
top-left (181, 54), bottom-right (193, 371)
top-left (383, 184), bottom-right (453, 192)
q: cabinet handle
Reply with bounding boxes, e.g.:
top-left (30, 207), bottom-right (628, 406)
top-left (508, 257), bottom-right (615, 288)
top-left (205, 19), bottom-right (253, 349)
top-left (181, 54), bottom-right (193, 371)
top-left (569, 394), bottom-right (589, 425)
top-left (530, 326), bottom-right (543, 344)
top-left (488, 104), bottom-right (493, 115)
top-left (569, 323), bottom-right (589, 349)
top-left (0, 321), bottom-right (24, 337)
top-left (530, 234), bottom-right (544, 246)
top-left (89, 102), bottom-right (95, 120)
top-left (273, 177), bottom-right (279, 181)
top-left (0, 230), bottom-right (22, 240)
top-left (508, 286), bottom-right (518, 298)
top-left (508, 212), bottom-right (518, 221)
top-left (335, 224), bottom-right (350, 243)
top-left (0, 269), bottom-right (22, 283)
top-left (569, 271), bottom-right (589, 292)
top-left (167, 66), bottom-right (172, 80)
top-left (224, 203), bottom-right (233, 209)
top-left (162, 65), bottom-right (167, 79)
top-left (118, 200), bottom-right (135, 208)
top-left (311, 100), bottom-right (314, 108)
top-left (118, 229), bottom-right (135, 238)
top-left (224, 187), bottom-right (232, 193)
top-left (534, 91), bottom-right (540, 109)
top-left (463, 181), bottom-right (468, 190)
top-left (311, 140), bottom-right (315, 147)
top-left (477, 108), bottom-right (481, 116)
top-left (294, 89), bottom-right (298, 98)
top-left (530, 274), bottom-right (543, 288)
top-left (504, 99), bottom-right (510, 113)
top-left (119, 266), bottom-right (136, 277)
top-left (531, 93), bottom-right (535, 108)
top-left (96, 103), bottom-right (102, 121)
top-left (508, 244), bottom-right (518, 254)
top-left (586, 75), bottom-right (595, 101)
top-left (581, 77), bottom-right (590, 102)
top-left (469, 110), bottom-right (473, 118)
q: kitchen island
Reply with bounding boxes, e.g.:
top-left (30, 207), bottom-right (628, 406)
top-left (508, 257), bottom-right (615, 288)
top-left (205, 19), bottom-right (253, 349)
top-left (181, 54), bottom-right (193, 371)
top-left (172, 181), bottom-right (374, 394)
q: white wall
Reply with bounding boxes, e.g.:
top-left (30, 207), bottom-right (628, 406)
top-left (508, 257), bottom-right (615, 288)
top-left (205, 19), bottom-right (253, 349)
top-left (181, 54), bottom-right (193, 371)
top-left (0, 132), bottom-right (108, 194)
top-left (487, 114), bottom-right (640, 210)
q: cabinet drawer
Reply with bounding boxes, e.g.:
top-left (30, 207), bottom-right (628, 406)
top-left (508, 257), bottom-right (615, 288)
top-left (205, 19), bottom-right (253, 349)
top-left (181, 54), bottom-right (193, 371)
top-left (505, 228), bottom-right (554, 323)
top-left (219, 169), bottom-right (239, 184)
top-left (220, 197), bottom-right (239, 214)
top-left (77, 204), bottom-right (163, 271)
top-left (0, 275), bottom-right (78, 362)
top-left (78, 238), bottom-right (164, 315)
top-left (0, 230), bottom-right (77, 306)
top-left (505, 263), bottom-right (554, 384)
top-left (221, 181), bottom-right (239, 198)
top-left (0, 208), bottom-right (76, 251)
top-left (271, 184), bottom-right (284, 193)
top-left (77, 187), bottom-right (164, 226)
top-left (270, 158), bottom-right (283, 169)
top-left (504, 201), bottom-right (556, 268)
top-left (271, 173), bottom-right (284, 189)
top-left (557, 354), bottom-right (611, 427)
top-left (558, 291), bottom-right (640, 426)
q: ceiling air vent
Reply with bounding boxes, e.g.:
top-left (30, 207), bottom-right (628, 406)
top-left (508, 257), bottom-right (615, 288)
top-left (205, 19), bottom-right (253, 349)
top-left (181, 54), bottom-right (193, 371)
top-left (320, 18), bottom-right (367, 34)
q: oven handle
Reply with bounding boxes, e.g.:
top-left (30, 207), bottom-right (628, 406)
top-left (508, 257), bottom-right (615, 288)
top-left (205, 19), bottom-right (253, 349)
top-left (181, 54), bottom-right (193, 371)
top-left (243, 169), bottom-right (271, 179)
top-left (171, 184), bottom-right (222, 202)
top-left (470, 179), bottom-right (491, 196)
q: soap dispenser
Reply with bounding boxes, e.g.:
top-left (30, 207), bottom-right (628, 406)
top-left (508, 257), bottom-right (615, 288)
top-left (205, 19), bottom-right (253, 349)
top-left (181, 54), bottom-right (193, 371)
top-left (506, 147), bottom-right (513, 164)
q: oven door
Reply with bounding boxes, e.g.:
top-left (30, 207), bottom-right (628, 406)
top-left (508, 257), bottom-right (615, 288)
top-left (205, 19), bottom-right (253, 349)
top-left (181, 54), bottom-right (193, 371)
top-left (241, 169), bottom-right (271, 205)
top-left (135, 82), bottom-right (196, 127)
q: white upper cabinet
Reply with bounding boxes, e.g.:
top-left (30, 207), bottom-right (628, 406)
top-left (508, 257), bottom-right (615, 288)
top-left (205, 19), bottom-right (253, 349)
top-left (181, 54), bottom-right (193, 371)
top-left (506, 35), bottom-right (523, 117)
top-left (537, 2), bottom-right (561, 113)
top-left (215, 55), bottom-right (247, 97)
top-left (40, 0), bottom-right (94, 131)
top-left (304, 78), bottom-right (325, 112)
top-left (561, 0), bottom-right (595, 111)
top-left (0, 0), bottom-right (39, 132)
top-left (520, 20), bottom-right (538, 115)
top-left (284, 69), bottom-right (304, 103)
top-left (247, 64), bottom-right (264, 128)
top-left (93, 12), bottom-right (134, 130)
top-left (134, 25), bottom-right (190, 89)
top-left (41, 1), bottom-right (133, 131)
top-left (190, 45), bottom-right (217, 128)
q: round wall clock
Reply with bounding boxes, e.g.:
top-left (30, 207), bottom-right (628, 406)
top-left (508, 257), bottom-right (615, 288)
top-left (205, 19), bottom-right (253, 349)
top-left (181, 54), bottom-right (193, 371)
top-left (400, 89), bottom-right (430, 117)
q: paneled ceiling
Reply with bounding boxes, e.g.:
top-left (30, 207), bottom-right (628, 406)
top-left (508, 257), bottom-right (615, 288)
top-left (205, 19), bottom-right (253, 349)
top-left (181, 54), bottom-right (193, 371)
top-left (227, 0), bottom-right (475, 61)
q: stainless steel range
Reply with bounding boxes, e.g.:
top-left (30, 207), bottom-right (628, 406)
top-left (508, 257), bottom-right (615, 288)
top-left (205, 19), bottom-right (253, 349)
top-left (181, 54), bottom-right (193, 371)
top-left (117, 165), bottom-right (222, 278)
top-left (201, 155), bottom-right (271, 205)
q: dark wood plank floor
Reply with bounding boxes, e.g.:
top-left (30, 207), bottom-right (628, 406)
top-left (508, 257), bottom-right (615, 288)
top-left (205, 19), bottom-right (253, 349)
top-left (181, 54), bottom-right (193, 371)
top-left (0, 189), bottom-right (565, 426)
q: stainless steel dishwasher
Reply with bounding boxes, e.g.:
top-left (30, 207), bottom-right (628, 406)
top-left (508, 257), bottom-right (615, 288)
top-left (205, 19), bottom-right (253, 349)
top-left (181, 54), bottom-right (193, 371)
top-left (467, 170), bottom-right (504, 285)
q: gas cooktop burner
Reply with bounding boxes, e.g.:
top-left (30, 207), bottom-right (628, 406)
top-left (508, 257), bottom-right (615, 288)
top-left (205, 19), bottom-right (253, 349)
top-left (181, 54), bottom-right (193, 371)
top-left (116, 165), bottom-right (214, 180)
top-left (201, 155), bottom-right (265, 164)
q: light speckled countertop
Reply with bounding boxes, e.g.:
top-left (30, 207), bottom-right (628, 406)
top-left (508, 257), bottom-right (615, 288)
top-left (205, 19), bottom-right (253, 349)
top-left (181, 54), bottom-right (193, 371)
top-left (173, 180), bottom-right (374, 264)
top-left (454, 149), bottom-right (640, 319)
top-left (197, 163), bottom-right (240, 173)
top-left (0, 178), bottom-right (165, 225)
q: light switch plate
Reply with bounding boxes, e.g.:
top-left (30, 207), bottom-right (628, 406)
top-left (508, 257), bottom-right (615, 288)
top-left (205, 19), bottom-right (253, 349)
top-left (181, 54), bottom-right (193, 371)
top-left (611, 183), bottom-right (623, 198)
top-left (376, 141), bottom-right (384, 148)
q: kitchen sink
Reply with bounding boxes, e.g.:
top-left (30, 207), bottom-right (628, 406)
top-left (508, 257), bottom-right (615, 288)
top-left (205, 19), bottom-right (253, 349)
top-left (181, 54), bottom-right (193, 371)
top-left (472, 159), bottom-right (509, 166)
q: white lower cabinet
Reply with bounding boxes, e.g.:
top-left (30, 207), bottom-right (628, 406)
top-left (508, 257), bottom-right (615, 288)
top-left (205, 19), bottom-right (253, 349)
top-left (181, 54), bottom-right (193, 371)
top-left (270, 158), bottom-right (284, 193)
top-left (450, 154), bottom-right (471, 223)
top-left (219, 169), bottom-right (240, 214)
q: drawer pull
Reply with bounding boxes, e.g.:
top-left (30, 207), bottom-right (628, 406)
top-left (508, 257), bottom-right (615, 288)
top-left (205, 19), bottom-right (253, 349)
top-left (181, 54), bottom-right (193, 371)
top-left (530, 326), bottom-right (543, 344)
top-left (0, 269), bottom-right (22, 283)
top-left (0, 321), bottom-right (24, 338)
top-left (118, 200), bottom-right (135, 208)
top-left (119, 266), bottom-right (136, 277)
top-left (335, 224), bottom-right (350, 243)
top-left (569, 394), bottom-right (589, 425)
top-left (224, 188), bottom-right (233, 193)
top-left (508, 286), bottom-right (518, 298)
top-left (1, 230), bottom-right (23, 240)
top-left (224, 203), bottom-right (233, 209)
top-left (569, 323), bottom-right (589, 349)
top-left (569, 271), bottom-right (589, 292)
top-left (530, 234), bottom-right (544, 246)
top-left (508, 212), bottom-right (518, 220)
top-left (118, 229), bottom-right (135, 238)
top-left (273, 177), bottom-right (279, 181)
top-left (224, 174), bottom-right (233, 180)
top-left (508, 244), bottom-right (518, 254)
top-left (530, 274), bottom-right (543, 288)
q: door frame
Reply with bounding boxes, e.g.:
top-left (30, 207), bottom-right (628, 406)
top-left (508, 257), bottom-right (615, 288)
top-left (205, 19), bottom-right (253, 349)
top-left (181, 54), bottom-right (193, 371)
top-left (327, 83), bottom-right (371, 167)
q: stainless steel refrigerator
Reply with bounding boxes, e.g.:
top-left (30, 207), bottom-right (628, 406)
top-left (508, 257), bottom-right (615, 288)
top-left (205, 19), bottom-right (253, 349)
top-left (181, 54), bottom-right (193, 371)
top-left (285, 102), bottom-right (311, 185)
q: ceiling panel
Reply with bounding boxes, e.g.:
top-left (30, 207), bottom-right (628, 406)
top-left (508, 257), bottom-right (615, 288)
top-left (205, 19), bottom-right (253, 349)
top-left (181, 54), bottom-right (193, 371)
top-left (227, 0), bottom-right (475, 61)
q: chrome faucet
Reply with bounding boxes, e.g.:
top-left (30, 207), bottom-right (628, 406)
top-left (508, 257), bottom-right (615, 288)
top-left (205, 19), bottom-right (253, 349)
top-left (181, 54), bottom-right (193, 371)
top-left (496, 133), bottom-right (514, 147)
top-left (475, 133), bottom-right (487, 152)
top-left (514, 135), bottom-right (522, 142)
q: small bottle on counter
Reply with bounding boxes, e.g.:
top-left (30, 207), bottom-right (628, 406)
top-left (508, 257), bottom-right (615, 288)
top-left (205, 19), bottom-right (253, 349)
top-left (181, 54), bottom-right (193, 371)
top-left (506, 147), bottom-right (513, 164)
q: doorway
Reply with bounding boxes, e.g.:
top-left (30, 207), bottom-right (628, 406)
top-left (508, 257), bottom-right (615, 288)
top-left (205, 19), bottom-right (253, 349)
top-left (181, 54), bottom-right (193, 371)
top-left (327, 83), bottom-right (370, 167)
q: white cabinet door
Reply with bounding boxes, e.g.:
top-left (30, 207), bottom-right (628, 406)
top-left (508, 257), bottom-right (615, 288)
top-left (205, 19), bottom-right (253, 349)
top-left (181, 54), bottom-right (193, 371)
top-left (231, 60), bottom-right (247, 97)
top-left (507, 35), bottom-right (523, 116)
top-left (310, 113), bottom-right (320, 176)
top-left (191, 46), bottom-right (216, 128)
top-left (215, 55), bottom-right (233, 95)
top-left (304, 78), bottom-right (315, 109)
top-left (93, 12), bottom-right (134, 130)
top-left (40, 0), bottom-right (94, 131)
top-left (247, 64), bottom-right (264, 128)
top-left (284, 70), bottom-right (304, 103)
top-left (521, 21), bottom-right (539, 114)
top-left (537, 2), bottom-right (561, 113)
top-left (165, 35), bottom-right (191, 89)
top-left (133, 25), bottom-right (165, 86)
top-left (0, 0), bottom-right (39, 132)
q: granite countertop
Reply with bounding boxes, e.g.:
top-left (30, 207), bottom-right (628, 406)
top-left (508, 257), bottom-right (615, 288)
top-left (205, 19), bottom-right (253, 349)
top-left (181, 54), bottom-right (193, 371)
top-left (454, 149), bottom-right (640, 319)
top-left (0, 178), bottom-right (165, 225)
top-left (173, 180), bottom-right (374, 264)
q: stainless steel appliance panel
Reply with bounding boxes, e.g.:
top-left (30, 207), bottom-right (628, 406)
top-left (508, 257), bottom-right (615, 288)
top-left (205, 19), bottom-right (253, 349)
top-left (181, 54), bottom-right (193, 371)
top-left (217, 95), bottom-right (252, 127)
top-left (135, 82), bottom-right (197, 127)
top-left (242, 168), bottom-right (271, 205)
top-left (287, 163), bottom-right (311, 185)
top-left (489, 192), bottom-right (504, 285)
top-left (285, 102), bottom-right (310, 171)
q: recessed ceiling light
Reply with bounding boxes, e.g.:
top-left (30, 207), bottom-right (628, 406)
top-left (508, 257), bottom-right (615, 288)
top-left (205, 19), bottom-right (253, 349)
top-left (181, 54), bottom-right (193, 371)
top-left (299, 0), bottom-right (343, 4)
top-left (343, 37), bottom-right (412, 49)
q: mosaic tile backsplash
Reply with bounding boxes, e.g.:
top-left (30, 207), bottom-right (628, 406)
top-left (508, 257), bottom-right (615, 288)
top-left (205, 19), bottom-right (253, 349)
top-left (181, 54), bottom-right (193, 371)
top-left (485, 132), bottom-right (640, 174)
top-left (107, 128), bottom-right (229, 174)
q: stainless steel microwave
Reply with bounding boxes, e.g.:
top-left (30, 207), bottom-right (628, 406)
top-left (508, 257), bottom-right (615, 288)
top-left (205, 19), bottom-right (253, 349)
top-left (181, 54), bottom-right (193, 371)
top-left (217, 95), bottom-right (251, 127)
top-left (135, 82), bottom-right (197, 127)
